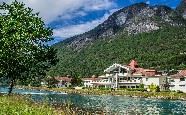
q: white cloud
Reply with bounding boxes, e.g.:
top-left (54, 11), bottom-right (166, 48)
top-left (0, 0), bottom-right (116, 24)
top-left (146, 1), bottom-right (150, 4)
top-left (53, 9), bottom-right (119, 39)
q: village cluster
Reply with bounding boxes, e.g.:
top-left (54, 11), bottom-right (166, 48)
top-left (51, 60), bottom-right (186, 93)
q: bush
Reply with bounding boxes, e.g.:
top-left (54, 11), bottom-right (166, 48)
top-left (162, 90), bottom-right (171, 92)
top-left (126, 88), bottom-right (146, 92)
top-left (177, 90), bottom-right (183, 93)
top-left (98, 87), bottom-right (111, 90)
top-left (139, 84), bottom-right (144, 89)
top-left (148, 83), bottom-right (160, 92)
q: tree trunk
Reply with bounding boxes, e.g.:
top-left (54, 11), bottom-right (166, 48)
top-left (8, 79), bottom-right (14, 95)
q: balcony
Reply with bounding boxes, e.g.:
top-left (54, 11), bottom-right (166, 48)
top-left (105, 74), bottom-right (113, 77)
top-left (91, 80), bottom-right (113, 85)
top-left (105, 73), bottom-right (129, 77)
top-left (118, 73), bottom-right (128, 77)
top-left (119, 80), bottom-right (142, 84)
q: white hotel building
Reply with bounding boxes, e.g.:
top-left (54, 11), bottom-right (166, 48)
top-left (82, 60), bottom-right (168, 91)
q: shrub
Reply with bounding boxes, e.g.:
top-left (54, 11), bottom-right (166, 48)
top-left (148, 83), bottom-right (160, 92)
top-left (0, 95), bottom-right (57, 115)
top-left (139, 84), bottom-right (144, 89)
top-left (177, 90), bottom-right (183, 93)
top-left (126, 88), bottom-right (146, 92)
top-left (98, 87), bottom-right (111, 90)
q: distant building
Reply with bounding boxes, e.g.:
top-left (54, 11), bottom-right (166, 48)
top-left (82, 76), bottom-right (102, 88)
top-left (142, 76), bottom-right (167, 91)
top-left (102, 61), bottom-right (142, 89)
top-left (169, 70), bottom-right (186, 92)
top-left (82, 60), bottom-right (167, 90)
top-left (55, 77), bottom-right (72, 88)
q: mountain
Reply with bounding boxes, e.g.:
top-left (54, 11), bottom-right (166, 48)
top-left (49, 2), bottom-right (186, 77)
top-left (60, 2), bottom-right (184, 50)
top-left (176, 0), bottom-right (186, 18)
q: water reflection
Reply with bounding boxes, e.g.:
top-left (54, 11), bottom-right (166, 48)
top-left (0, 87), bottom-right (186, 114)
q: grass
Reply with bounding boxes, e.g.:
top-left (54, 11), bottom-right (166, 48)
top-left (0, 94), bottom-right (103, 115)
top-left (0, 94), bottom-right (59, 115)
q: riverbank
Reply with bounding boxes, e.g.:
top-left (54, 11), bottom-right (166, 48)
top-left (18, 86), bottom-right (186, 100)
top-left (0, 94), bottom-right (103, 115)
top-left (0, 94), bottom-right (59, 115)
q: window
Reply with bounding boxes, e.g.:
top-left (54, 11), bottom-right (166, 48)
top-left (120, 68), bottom-right (127, 73)
top-left (146, 78), bottom-right (148, 81)
top-left (169, 85), bottom-right (175, 87)
top-left (180, 78), bottom-right (185, 81)
top-left (120, 78), bottom-right (124, 80)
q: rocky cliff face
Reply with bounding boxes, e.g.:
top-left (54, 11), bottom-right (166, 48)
top-left (60, 2), bottom-right (185, 50)
top-left (176, 0), bottom-right (186, 18)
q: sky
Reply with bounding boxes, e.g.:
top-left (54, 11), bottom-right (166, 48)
top-left (0, 0), bottom-right (182, 44)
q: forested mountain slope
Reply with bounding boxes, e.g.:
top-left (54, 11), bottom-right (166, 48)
top-left (49, 26), bottom-right (186, 77)
top-left (49, 2), bottom-right (186, 77)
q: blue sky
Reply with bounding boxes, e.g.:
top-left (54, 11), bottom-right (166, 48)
top-left (0, 0), bottom-right (182, 44)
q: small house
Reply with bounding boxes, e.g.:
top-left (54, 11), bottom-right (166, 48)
top-left (55, 77), bottom-right (72, 88)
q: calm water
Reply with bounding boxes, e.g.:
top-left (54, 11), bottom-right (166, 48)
top-left (0, 87), bottom-right (186, 114)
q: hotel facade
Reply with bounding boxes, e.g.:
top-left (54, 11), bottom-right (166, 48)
top-left (82, 60), bottom-right (168, 91)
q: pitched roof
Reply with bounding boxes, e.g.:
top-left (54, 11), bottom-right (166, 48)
top-left (170, 70), bottom-right (186, 78)
top-left (128, 59), bottom-right (138, 69)
top-left (144, 69), bottom-right (156, 72)
top-left (179, 70), bottom-right (186, 76)
top-left (132, 68), bottom-right (145, 75)
top-left (171, 75), bottom-right (185, 79)
top-left (104, 63), bottom-right (130, 73)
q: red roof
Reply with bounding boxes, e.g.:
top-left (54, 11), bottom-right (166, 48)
top-left (144, 69), bottom-right (156, 72)
top-left (132, 68), bottom-right (145, 75)
top-left (55, 77), bottom-right (72, 82)
top-left (171, 75), bottom-right (184, 79)
top-left (128, 60), bottom-right (157, 77)
top-left (128, 60), bottom-right (138, 70)
top-left (171, 70), bottom-right (186, 78)
top-left (179, 70), bottom-right (186, 76)
top-left (144, 69), bottom-right (156, 77)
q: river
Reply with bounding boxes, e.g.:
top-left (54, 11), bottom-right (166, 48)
top-left (0, 87), bottom-right (186, 114)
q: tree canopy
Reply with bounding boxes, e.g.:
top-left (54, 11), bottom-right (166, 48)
top-left (0, 1), bottom-right (57, 94)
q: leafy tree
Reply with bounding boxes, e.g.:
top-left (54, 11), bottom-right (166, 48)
top-left (45, 76), bottom-right (59, 88)
top-left (0, 1), bottom-right (57, 94)
top-left (71, 76), bottom-right (82, 87)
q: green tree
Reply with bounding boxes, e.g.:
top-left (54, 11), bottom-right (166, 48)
top-left (45, 76), bottom-right (59, 88)
top-left (0, 1), bottom-right (58, 94)
top-left (71, 76), bottom-right (82, 87)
